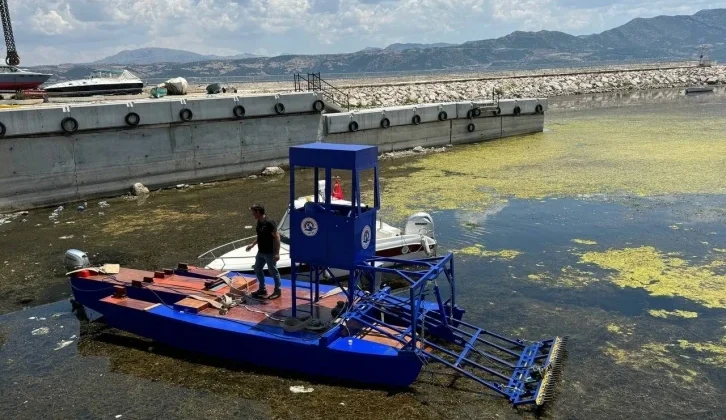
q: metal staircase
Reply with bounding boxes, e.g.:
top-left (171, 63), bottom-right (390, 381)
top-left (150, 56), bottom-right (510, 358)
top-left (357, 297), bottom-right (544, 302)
top-left (293, 72), bottom-right (350, 110)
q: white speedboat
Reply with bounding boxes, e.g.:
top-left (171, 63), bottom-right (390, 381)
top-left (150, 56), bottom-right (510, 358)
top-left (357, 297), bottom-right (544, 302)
top-left (198, 183), bottom-right (437, 278)
top-left (43, 69), bottom-right (144, 96)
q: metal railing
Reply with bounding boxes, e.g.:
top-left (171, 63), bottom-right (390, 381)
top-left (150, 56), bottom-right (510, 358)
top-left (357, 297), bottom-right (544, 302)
top-left (294, 72), bottom-right (350, 110)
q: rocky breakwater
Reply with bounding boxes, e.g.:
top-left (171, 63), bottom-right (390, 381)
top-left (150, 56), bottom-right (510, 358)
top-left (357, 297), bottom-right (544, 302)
top-left (345, 66), bottom-right (726, 108)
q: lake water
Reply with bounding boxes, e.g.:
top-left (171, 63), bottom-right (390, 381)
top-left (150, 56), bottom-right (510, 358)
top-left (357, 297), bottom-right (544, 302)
top-left (1, 86), bottom-right (725, 419)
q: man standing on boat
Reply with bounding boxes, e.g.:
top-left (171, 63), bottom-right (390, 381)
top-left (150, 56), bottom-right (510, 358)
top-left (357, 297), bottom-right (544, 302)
top-left (246, 204), bottom-right (282, 299)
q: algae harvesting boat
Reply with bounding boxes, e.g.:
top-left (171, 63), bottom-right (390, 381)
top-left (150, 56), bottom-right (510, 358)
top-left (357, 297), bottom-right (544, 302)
top-left (65, 143), bottom-right (567, 407)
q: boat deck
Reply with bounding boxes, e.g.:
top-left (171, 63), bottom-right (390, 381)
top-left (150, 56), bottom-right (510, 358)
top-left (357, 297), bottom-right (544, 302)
top-left (78, 265), bottom-right (420, 347)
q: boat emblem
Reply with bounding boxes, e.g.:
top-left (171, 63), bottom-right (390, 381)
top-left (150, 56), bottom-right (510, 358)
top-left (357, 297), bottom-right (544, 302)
top-left (301, 217), bottom-right (318, 236)
top-left (361, 225), bottom-right (372, 249)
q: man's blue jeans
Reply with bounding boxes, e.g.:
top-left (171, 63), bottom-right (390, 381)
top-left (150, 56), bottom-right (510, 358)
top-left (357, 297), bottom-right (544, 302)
top-left (253, 252), bottom-right (281, 292)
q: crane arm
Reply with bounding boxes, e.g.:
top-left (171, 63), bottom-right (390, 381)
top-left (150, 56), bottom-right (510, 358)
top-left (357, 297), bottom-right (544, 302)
top-left (0, 0), bottom-right (19, 66)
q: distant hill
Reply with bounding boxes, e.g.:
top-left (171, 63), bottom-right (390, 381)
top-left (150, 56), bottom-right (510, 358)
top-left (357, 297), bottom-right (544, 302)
top-left (94, 47), bottom-right (261, 65)
top-left (384, 43), bottom-right (457, 51)
top-left (35, 9), bottom-right (726, 81)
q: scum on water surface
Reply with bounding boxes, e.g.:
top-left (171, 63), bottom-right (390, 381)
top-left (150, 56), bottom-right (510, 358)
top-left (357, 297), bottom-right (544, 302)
top-left (379, 109), bottom-right (726, 220)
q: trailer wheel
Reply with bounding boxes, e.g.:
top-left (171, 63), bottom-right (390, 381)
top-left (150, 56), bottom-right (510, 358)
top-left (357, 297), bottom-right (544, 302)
top-left (380, 118), bottom-right (390, 129)
top-left (61, 117), bottom-right (78, 134)
top-left (513, 106), bottom-right (521, 116)
top-left (233, 105), bottom-right (246, 118)
top-left (275, 103), bottom-right (285, 114)
top-left (467, 123), bottom-right (475, 132)
top-left (349, 121), bottom-right (359, 132)
top-left (179, 108), bottom-right (193, 121)
top-left (495, 106), bottom-right (501, 115)
top-left (472, 107), bottom-right (482, 117)
top-left (438, 111), bottom-right (448, 121)
top-left (412, 114), bottom-right (421, 125)
top-left (535, 104), bottom-right (543, 114)
top-left (125, 112), bottom-right (140, 126)
top-left (0, 122), bottom-right (5, 137)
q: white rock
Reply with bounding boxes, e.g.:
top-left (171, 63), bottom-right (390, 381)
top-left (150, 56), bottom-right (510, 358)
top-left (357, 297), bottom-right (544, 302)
top-left (261, 166), bottom-right (284, 176)
top-left (132, 183), bottom-right (149, 196)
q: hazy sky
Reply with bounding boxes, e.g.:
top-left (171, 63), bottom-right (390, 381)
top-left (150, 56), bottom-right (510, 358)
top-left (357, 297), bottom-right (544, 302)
top-left (9, 0), bottom-right (726, 65)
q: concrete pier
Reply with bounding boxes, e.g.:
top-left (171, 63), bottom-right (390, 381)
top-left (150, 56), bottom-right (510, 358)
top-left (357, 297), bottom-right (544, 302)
top-left (0, 93), bottom-right (547, 211)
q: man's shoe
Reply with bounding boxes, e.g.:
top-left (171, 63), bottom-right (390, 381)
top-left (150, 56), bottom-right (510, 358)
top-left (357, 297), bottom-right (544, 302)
top-left (251, 289), bottom-right (268, 298)
top-left (268, 289), bottom-right (282, 300)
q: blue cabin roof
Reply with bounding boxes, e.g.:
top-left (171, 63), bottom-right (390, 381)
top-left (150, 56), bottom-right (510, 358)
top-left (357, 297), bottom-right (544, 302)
top-left (289, 143), bottom-right (378, 171)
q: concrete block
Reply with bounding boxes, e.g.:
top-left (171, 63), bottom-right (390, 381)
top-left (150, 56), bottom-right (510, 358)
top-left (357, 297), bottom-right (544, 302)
top-left (451, 117), bottom-right (501, 145)
top-left (0, 105), bottom-right (69, 136)
top-left (326, 120), bottom-right (452, 152)
top-left (326, 102), bottom-right (457, 134)
top-left (456, 100), bottom-right (498, 119)
top-left (67, 102), bottom-right (132, 130)
top-left (497, 99), bottom-right (517, 116)
top-left (0, 135), bottom-right (77, 210)
top-left (124, 99), bottom-right (174, 126)
top-left (501, 114), bottom-right (545, 137)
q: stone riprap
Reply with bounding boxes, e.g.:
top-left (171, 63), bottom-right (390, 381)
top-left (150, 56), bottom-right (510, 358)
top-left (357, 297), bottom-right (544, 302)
top-left (343, 66), bottom-right (726, 108)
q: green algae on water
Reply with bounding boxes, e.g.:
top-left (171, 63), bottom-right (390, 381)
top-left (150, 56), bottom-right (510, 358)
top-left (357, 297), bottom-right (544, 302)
top-left (379, 113), bottom-right (726, 220)
top-left (452, 244), bottom-right (522, 260)
top-left (525, 266), bottom-right (598, 288)
top-left (579, 246), bottom-right (726, 309)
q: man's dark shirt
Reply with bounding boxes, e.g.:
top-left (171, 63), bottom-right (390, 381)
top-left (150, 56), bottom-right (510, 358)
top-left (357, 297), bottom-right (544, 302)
top-left (256, 218), bottom-right (277, 254)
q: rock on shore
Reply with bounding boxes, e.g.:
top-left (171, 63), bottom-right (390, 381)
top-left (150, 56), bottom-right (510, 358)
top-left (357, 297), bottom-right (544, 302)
top-left (345, 66), bottom-right (726, 108)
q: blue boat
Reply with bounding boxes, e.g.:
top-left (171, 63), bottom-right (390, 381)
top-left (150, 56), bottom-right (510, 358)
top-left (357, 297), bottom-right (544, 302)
top-left (66, 142), bottom-right (567, 407)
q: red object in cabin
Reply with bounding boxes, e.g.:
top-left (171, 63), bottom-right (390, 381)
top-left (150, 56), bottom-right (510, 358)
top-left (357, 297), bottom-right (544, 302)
top-left (333, 179), bottom-right (344, 200)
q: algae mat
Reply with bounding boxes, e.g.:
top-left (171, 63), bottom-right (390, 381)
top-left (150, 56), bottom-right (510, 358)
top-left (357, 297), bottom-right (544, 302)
top-left (380, 105), bottom-right (726, 219)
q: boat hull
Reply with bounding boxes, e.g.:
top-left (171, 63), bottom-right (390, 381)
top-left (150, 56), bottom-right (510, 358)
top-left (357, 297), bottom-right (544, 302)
top-left (45, 83), bottom-right (144, 96)
top-left (0, 76), bottom-right (52, 91)
top-left (70, 276), bottom-right (424, 388)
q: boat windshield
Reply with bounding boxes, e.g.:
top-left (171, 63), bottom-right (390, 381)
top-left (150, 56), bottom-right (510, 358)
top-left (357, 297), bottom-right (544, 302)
top-left (278, 209), bottom-right (291, 244)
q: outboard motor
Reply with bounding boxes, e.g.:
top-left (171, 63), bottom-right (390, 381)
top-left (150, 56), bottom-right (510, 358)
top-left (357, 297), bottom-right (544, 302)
top-left (404, 213), bottom-right (436, 257)
top-left (404, 212), bottom-right (435, 237)
top-left (64, 249), bottom-right (91, 272)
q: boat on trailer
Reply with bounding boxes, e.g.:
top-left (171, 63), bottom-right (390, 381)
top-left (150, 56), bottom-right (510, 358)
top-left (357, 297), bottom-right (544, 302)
top-left (66, 142), bottom-right (567, 407)
top-left (198, 182), bottom-right (437, 277)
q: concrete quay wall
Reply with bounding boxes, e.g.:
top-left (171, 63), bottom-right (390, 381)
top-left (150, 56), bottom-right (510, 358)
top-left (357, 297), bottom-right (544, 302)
top-left (0, 93), bottom-right (547, 212)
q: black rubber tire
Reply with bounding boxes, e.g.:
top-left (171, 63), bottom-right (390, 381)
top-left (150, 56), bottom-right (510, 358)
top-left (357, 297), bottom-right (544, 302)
top-left (275, 103), bottom-right (285, 114)
top-left (349, 121), bottom-right (359, 132)
top-left (125, 112), bottom-right (140, 126)
top-left (233, 105), bottom-right (246, 118)
top-left (412, 114), bottom-right (421, 125)
top-left (380, 118), bottom-right (390, 129)
top-left (0, 122), bottom-right (5, 137)
top-left (467, 109), bottom-right (473, 119)
top-left (495, 106), bottom-right (501, 115)
top-left (61, 117), bottom-right (78, 134)
top-left (313, 100), bottom-right (325, 112)
top-left (179, 108), bottom-right (193, 121)
top-left (438, 111), bottom-right (448, 121)
top-left (467, 123), bottom-right (475, 133)
top-left (472, 107), bottom-right (482, 117)
top-left (535, 104), bottom-right (543, 114)
top-left (513, 106), bottom-right (521, 116)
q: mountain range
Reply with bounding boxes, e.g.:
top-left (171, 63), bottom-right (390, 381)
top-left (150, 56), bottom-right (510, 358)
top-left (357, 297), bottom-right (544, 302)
top-left (32, 9), bottom-right (726, 82)
top-left (93, 48), bottom-right (262, 65)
